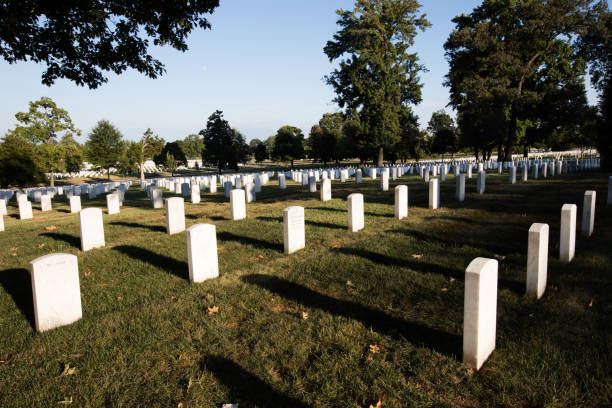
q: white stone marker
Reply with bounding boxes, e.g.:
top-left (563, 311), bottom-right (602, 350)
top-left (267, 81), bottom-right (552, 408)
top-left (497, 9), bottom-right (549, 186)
top-left (69, 196), bottom-right (81, 213)
top-left (509, 166), bottom-right (517, 184)
top-left (428, 179), bottom-right (439, 209)
top-left (560, 203), bottom-right (577, 262)
top-left (526, 223), bottom-right (548, 299)
top-left (0, 214), bottom-right (4, 232)
top-left (394, 185), bottom-right (408, 220)
top-left (224, 181), bottom-right (233, 198)
top-left (581, 190), bottom-right (596, 237)
top-left (40, 195), bottom-right (52, 212)
top-left (0, 199), bottom-right (6, 216)
top-left (356, 169), bottom-right (362, 183)
top-left (347, 193), bottom-right (364, 232)
top-left (320, 179), bottom-right (332, 202)
top-left (279, 174), bottom-right (286, 189)
top-left (283, 206), bottom-right (305, 255)
top-left (308, 176), bottom-right (317, 193)
top-left (186, 223), bottom-right (219, 283)
top-left (230, 189), bottom-right (247, 220)
top-left (244, 183), bottom-right (256, 203)
top-left (29, 253), bottom-right (82, 332)
top-left (463, 257), bottom-right (498, 370)
top-left (165, 197), bottom-right (186, 235)
top-left (381, 171), bottom-right (389, 191)
top-left (456, 174), bottom-right (466, 201)
top-left (532, 164), bottom-right (539, 180)
top-left (209, 177), bottom-right (217, 193)
top-left (191, 184), bottom-right (201, 204)
top-left (151, 189), bottom-right (163, 209)
top-left (79, 207), bottom-right (105, 251)
top-left (477, 171), bottom-right (486, 194)
top-left (18, 199), bottom-right (33, 220)
top-left (522, 165), bottom-right (528, 181)
top-left (181, 183), bottom-right (190, 197)
top-left (106, 193), bottom-right (120, 215)
top-left (467, 166), bottom-right (473, 179)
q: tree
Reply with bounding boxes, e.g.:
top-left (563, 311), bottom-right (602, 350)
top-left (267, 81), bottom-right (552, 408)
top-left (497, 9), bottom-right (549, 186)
top-left (444, 0), bottom-right (596, 161)
top-left (253, 142), bottom-right (269, 163)
top-left (0, 133), bottom-right (45, 187)
top-left (130, 129), bottom-right (165, 181)
top-left (165, 153), bottom-right (178, 176)
top-left (8, 97), bottom-right (81, 186)
top-left (428, 110), bottom-right (458, 158)
top-left (324, 0), bottom-right (430, 167)
top-left (0, 1), bottom-right (220, 88)
top-left (85, 120), bottom-right (125, 180)
top-left (178, 134), bottom-right (204, 159)
top-left (272, 126), bottom-right (305, 167)
top-left (154, 142), bottom-right (187, 170)
top-left (199, 110), bottom-right (248, 172)
top-left (309, 112), bottom-right (345, 164)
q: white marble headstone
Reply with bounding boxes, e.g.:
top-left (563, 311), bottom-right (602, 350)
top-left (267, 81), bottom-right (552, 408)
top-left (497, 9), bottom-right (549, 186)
top-left (79, 207), bottom-right (105, 251)
top-left (186, 223), bottom-right (219, 283)
top-left (283, 206), bottom-right (305, 254)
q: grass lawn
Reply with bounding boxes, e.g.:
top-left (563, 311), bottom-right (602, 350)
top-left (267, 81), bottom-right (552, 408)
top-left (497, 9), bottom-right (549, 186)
top-left (1, 171), bottom-right (610, 407)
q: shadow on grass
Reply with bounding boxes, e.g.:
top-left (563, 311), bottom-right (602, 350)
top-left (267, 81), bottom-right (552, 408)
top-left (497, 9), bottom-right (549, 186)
top-left (57, 209), bottom-right (71, 213)
top-left (109, 221), bottom-right (166, 233)
top-left (217, 232), bottom-right (283, 252)
top-left (0, 268), bottom-right (35, 329)
top-left (394, 228), bottom-right (512, 255)
top-left (423, 215), bottom-right (493, 227)
top-left (202, 355), bottom-right (309, 408)
top-left (242, 274), bottom-right (461, 358)
top-left (112, 245), bottom-right (188, 280)
top-left (207, 215), bottom-right (229, 221)
top-left (310, 206), bottom-right (394, 219)
top-left (40, 232), bottom-right (80, 249)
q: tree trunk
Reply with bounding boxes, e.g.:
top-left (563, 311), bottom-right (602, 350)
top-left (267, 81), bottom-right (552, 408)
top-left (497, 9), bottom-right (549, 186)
top-left (377, 146), bottom-right (384, 168)
top-left (291, 159), bottom-right (294, 169)
top-left (474, 146), bottom-right (479, 161)
top-left (107, 168), bottom-right (111, 180)
top-left (140, 162), bottom-right (145, 182)
top-left (523, 145), bottom-right (528, 158)
top-left (49, 172), bottom-right (55, 187)
top-left (505, 105), bottom-right (518, 162)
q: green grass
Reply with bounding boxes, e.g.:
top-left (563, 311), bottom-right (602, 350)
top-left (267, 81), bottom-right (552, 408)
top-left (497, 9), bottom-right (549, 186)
top-left (1, 171), bottom-right (611, 407)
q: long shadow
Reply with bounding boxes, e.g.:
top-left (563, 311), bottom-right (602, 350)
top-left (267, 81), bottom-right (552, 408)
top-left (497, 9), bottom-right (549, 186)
top-left (57, 209), bottom-right (71, 213)
top-left (40, 232), bottom-right (80, 249)
top-left (0, 268), bottom-right (35, 329)
top-left (424, 215), bottom-right (492, 227)
top-left (109, 221), bottom-right (166, 233)
top-left (306, 220), bottom-right (345, 230)
top-left (394, 228), bottom-right (512, 255)
top-left (201, 355), bottom-right (310, 408)
top-left (217, 231), bottom-right (283, 252)
top-left (112, 245), bottom-right (188, 280)
top-left (257, 216), bottom-right (282, 223)
top-left (242, 274), bottom-right (461, 357)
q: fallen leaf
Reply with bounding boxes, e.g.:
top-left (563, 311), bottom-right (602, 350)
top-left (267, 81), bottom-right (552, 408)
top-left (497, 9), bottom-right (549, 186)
top-left (208, 306), bottom-right (219, 315)
top-left (0, 359), bottom-right (11, 364)
top-left (117, 296), bottom-right (122, 301)
top-left (69, 354), bottom-right (82, 359)
top-left (258, 255), bottom-right (264, 259)
top-left (332, 244), bottom-right (340, 249)
top-left (45, 225), bottom-right (58, 231)
top-left (38, 243), bottom-right (46, 249)
top-left (449, 277), bottom-right (455, 283)
top-left (441, 288), bottom-right (448, 292)
top-left (588, 298), bottom-right (594, 307)
top-left (370, 401), bottom-right (382, 408)
top-left (84, 271), bottom-right (91, 277)
top-left (411, 254), bottom-right (423, 259)
top-left (369, 344), bottom-right (380, 354)
top-left (10, 247), bottom-right (17, 251)
top-left (59, 364), bottom-right (77, 377)
top-left (58, 396), bottom-right (73, 405)
top-left (178, 403), bottom-right (184, 408)
top-left (346, 280), bottom-right (356, 288)
top-left (301, 311), bottom-right (308, 320)
top-left (494, 254), bottom-right (507, 261)
top-left (11, 253), bottom-right (16, 257)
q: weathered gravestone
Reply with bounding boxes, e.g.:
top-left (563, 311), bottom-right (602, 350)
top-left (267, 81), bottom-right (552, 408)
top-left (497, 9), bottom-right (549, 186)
top-left (321, 179), bottom-right (332, 202)
top-left (79, 208), bottom-right (105, 251)
top-left (186, 223), bottom-right (219, 283)
top-left (560, 203), bottom-right (577, 262)
top-left (191, 184), bottom-right (201, 204)
top-left (394, 185), bottom-right (408, 220)
top-left (581, 191), bottom-right (596, 237)
top-left (347, 193), bottom-right (364, 232)
top-left (106, 193), bottom-right (120, 215)
top-left (40, 195), bottom-right (52, 212)
top-left (165, 197), bottom-right (186, 235)
top-left (456, 174), bottom-right (465, 202)
top-left (283, 206), bottom-right (305, 254)
top-left (69, 196), bottom-right (81, 213)
top-left (29, 253), bottom-right (82, 332)
top-left (230, 189), bottom-right (247, 220)
top-left (463, 257), bottom-right (498, 370)
top-left (526, 223), bottom-right (548, 299)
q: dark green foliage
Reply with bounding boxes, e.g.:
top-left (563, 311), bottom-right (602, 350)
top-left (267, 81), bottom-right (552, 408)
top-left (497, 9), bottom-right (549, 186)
top-left (428, 110), bottom-right (458, 158)
top-left (85, 120), bottom-right (125, 180)
top-left (272, 125), bottom-right (305, 167)
top-left (178, 134), bottom-right (204, 160)
top-left (155, 142), bottom-right (187, 169)
top-left (0, 0), bottom-right (220, 88)
top-left (199, 110), bottom-right (248, 171)
top-left (0, 133), bottom-right (45, 187)
top-left (324, 0), bottom-right (430, 166)
top-left (309, 113), bottom-right (345, 164)
top-left (253, 142), bottom-right (268, 163)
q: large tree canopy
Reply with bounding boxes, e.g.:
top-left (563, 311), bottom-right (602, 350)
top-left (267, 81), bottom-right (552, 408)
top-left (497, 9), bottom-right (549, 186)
top-left (272, 126), bottom-right (305, 167)
top-left (85, 120), bottom-right (125, 179)
top-left (199, 110), bottom-right (249, 172)
top-left (0, 0), bottom-right (219, 88)
top-left (324, 0), bottom-right (430, 167)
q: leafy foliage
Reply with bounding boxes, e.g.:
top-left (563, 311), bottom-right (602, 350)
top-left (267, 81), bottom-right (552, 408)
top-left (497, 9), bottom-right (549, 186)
top-left (154, 142), bottom-right (187, 169)
top-left (308, 113), bottom-right (345, 164)
top-left (85, 120), bottom-right (125, 179)
top-left (0, 0), bottom-right (220, 88)
top-left (199, 110), bottom-right (249, 171)
top-left (0, 133), bottom-right (46, 187)
top-left (272, 126), bottom-right (305, 166)
top-left (428, 110), bottom-right (458, 157)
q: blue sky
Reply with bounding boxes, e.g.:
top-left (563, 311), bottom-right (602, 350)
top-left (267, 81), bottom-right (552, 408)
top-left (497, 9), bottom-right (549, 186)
top-left (0, 0), bottom-right (597, 143)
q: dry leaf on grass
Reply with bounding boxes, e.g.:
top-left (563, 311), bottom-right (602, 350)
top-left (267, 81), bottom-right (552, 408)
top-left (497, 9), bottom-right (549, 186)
top-left (441, 288), bottom-right (448, 292)
top-left (494, 254), bottom-right (507, 261)
top-left (370, 401), bottom-right (382, 408)
top-left (589, 298), bottom-right (594, 307)
top-left (38, 243), bottom-right (45, 249)
top-left (208, 306), bottom-right (219, 315)
top-left (346, 280), bottom-right (356, 288)
top-left (258, 255), bottom-right (264, 259)
top-left (411, 254), bottom-right (423, 259)
top-left (301, 311), bottom-right (308, 320)
top-left (332, 244), bottom-right (340, 249)
top-left (45, 225), bottom-right (58, 231)
top-left (116, 296), bottom-right (122, 302)
top-left (57, 397), bottom-right (73, 405)
top-left (84, 271), bottom-right (91, 277)
top-left (449, 277), bottom-right (455, 283)
top-left (0, 359), bottom-right (11, 364)
top-left (59, 364), bottom-right (76, 377)
top-left (369, 344), bottom-right (380, 354)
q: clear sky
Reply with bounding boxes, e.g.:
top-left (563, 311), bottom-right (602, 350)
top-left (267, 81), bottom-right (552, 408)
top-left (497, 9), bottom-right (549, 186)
top-left (0, 0), bottom-right (597, 143)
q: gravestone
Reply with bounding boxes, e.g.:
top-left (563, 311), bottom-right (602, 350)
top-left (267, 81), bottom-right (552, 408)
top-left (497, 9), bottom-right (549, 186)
top-left (532, 164), bottom-right (539, 180)
top-left (245, 183), bottom-right (256, 203)
top-left (347, 193), bottom-right (364, 232)
top-left (29, 253), bottom-right (82, 332)
top-left (560, 203), bottom-right (577, 262)
top-left (224, 181), bottom-right (233, 198)
top-left (381, 170), bottom-right (389, 191)
top-left (428, 179), bottom-right (439, 209)
top-left (230, 189), bottom-right (247, 220)
top-left (467, 166), bottom-right (472, 179)
top-left (18, 199), bottom-right (33, 220)
top-left (522, 165), bottom-right (528, 181)
top-left (394, 185), bottom-right (408, 220)
top-left (581, 191), bottom-right (596, 237)
top-left (356, 169), bottom-right (362, 183)
top-left (456, 174), bottom-right (465, 201)
top-left (463, 257), bottom-right (498, 370)
top-left (79, 208), bottom-right (105, 251)
top-left (279, 174), bottom-right (286, 189)
top-left (40, 195), bottom-right (52, 212)
top-left (151, 188), bottom-right (163, 209)
top-left (0, 214), bottom-right (4, 231)
top-left (165, 197), bottom-right (186, 235)
top-left (283, 206), bottom-right (305, 254)
top-left (209, 177), bottom-right (217, 193)
top-left (527, 223), bottom-right (548, 299)
top-left (174, 181), bottom-right (182, 194)
top-left (181, 183), bottom-right (190, 198)
top-left (0, 199), bottom-right (6, 215)
top-left (106, 193), bottom-right (120, 215)
top-left (308, 176), bottom-right (317, 193)
top-left (191, 184), bottom-right (201, 204)
top-left (477, 171), bottom-right (486, 194)
top-left (321, 179), bottom-right (332, 201)
top-left (186, 224), bottom-right (219, 283)
top-left (69, 196), bottom-right (81, 213)
top-left (542, 162), bottom-right (548, 178)
top-left (509, 166), bottom-right (517, 184)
